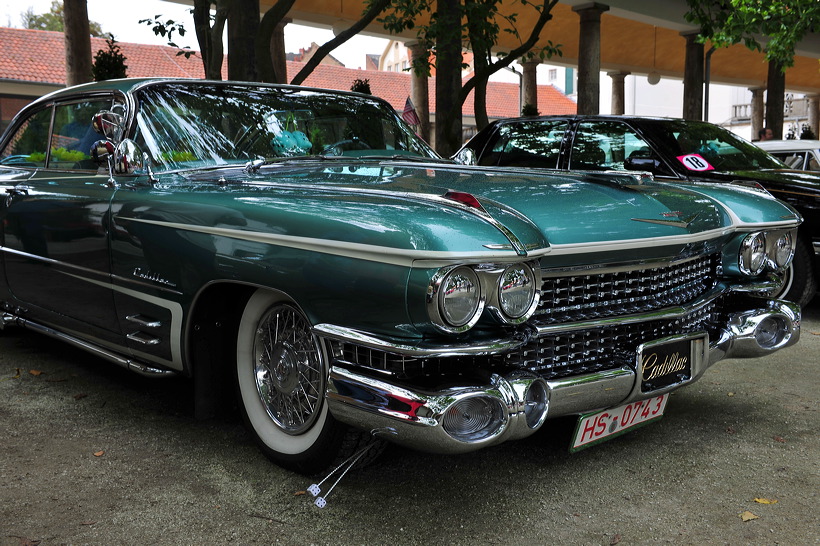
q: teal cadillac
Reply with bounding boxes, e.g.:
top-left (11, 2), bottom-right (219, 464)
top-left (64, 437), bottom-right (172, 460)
top-left (0, 79), bottom-right (802, 475)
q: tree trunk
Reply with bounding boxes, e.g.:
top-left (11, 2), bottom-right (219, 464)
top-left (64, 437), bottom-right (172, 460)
top-left (63, 0), bottom-right (92, 86)
top-left (435, 0), bottom-right (463, 157)
top-left (766, 60), bottom-right (786, 139)
top-left (194, 0), bottom-right (228, 80)
top-left (228, 0), bottom-right (260, 82)
top-left (256, 0), bottom-right (296, 83)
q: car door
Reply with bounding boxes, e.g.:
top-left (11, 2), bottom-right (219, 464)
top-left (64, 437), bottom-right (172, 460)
top-left (0, 96), bottom-right (123, 340)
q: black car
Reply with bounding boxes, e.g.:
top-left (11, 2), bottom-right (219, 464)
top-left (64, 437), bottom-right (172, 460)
top-left (456, 115), bottom-right (820, 307)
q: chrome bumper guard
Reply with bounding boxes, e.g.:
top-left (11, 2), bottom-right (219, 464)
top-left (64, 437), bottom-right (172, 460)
top-left (324, 300), bottom-right (800, 455)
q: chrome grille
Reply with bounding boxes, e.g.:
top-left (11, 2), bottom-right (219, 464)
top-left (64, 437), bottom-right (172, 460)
top-left (537, 253), bottom-right (720, 325)
top-left (500, 302), bottom-right (717, 379)
top-left (333, 301), bottom-right (718, 381)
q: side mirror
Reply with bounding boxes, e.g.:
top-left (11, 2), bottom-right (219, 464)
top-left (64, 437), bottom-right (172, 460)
top-left (92, 110), bottom-right (125, 142)
top-left (453, 147), bottom-right (478, 165)
top-left (114, 139), bottom-right (144, 175)
top-left (91, 139), bottom-right (115, 164)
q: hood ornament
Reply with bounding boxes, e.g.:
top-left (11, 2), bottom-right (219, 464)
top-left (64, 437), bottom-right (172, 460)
top-left (632, 211), bottom-right (700, 228)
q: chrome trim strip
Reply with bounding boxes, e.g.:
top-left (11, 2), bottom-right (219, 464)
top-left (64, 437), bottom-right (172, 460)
top-left (545, 219), bottom-right (798, 257)
top-left (126, 314), bottom-right (162, 328)
top-left (314, 323), bottom-right (530, 357)
top-left (0, 246), bottom-right (108, 280)
top-left (539, 251), bottom-right (712, 277)
top-left (70, 275), bottom-right (184, 370)
top-left (813, 241), bottom-right (820, 255)
top-left (121, 217), bottom-right (532, 268)
top-left (127, 331), bottom-right (162, 345)
top-left (1, 313), bottom-right (175, 378)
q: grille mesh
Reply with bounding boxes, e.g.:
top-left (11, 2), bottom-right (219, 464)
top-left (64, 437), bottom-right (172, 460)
top-left (501, 302), bottom-right (717, 379)
top-left (537, 253), bottom-right (720, 325)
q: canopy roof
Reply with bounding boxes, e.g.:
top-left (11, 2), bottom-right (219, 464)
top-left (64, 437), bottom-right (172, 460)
top-left (275, 0), bottom-right (820, 93)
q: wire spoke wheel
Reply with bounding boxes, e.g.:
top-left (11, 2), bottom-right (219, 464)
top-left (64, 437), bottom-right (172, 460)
top-left (236, 289), bottom-right (387, 475)
top-left (253, 304), bottom-right (323, 435)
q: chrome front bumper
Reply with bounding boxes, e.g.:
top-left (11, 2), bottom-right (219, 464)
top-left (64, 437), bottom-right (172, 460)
top-left (324, 299), bottom-right (800, 455)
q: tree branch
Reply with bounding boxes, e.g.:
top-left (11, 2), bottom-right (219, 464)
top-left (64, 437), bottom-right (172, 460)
top-left (459, 0), bottom-right (559, 104)
top-left (290, 0), bottom-right (392, 85)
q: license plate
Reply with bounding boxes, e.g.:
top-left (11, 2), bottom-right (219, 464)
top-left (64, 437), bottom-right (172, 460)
top-left (570, 394), bottom-right (668, 452)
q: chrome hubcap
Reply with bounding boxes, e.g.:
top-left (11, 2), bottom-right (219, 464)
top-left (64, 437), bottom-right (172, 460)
top-left (253, 305), bottom-right (323, 435)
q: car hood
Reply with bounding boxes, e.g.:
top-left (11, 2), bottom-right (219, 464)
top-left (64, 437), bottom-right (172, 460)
top-left (702, 168), bottom-right (820, 195)
top-left (167, 160), bottom-right (799, 261)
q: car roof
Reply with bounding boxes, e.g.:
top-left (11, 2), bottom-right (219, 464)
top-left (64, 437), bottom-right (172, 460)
top-left (29, 77), bottom-right (380, 108)
top-left (756, 139), bottom-right (820, 152)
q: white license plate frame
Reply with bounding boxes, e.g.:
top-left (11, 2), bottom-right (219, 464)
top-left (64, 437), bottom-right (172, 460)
top-left (570, 394), bottom-right (668, 452)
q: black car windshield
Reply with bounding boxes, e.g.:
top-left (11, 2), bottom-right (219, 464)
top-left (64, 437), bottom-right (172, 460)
top-left (639, 119), bottom-right (785, 171)
top-left (133, 83), bottom-right (437, 171)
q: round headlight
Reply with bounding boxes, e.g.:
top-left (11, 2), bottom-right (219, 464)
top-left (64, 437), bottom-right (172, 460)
top-left (439, 266), bottom-right (482, 329)
top-left (772, 231), bottom-right (795, 269)
top-left (498, 263), bottom-right (538, 320)
top-left (739, 232), bottom-right (766, 275)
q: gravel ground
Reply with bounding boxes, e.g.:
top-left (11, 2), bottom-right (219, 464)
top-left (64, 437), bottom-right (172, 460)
top-left (1, 305), bottom-right (818, 545)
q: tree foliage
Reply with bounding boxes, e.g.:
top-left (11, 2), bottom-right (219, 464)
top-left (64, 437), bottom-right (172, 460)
top-left (685, 0), bottom-right (820, 68)
top-left (92, 35), bottom-right (127, 81)
top-left (22, 0), bottom-right (105, 37)
top-left (380, 0), bottom-right (560, 153)
top-left (139, 13), bottom-right (197, 59)
top-left (141, 1), bottom-right (226, 79)
top-left (350, 78), bottom-right (372, 94)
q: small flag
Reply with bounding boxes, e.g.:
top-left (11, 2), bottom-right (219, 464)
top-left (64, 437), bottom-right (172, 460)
top-left (402, 97), bottom-right (421, 126)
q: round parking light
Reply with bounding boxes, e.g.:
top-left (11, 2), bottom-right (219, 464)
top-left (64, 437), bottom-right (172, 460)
top-left (441, 396), bottom-right (506, 443)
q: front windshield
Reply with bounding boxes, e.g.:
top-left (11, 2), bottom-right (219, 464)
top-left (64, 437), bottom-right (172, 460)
top-left (133, 83), bottom-right (437, 171)
top-left (640, 119), bottom-right (786, 171)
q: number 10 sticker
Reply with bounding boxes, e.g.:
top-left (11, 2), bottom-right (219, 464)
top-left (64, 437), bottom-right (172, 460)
top-left (677, 153), bottom-right (714, 171)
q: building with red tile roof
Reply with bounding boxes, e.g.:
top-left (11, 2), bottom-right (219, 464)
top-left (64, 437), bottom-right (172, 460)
top-left (1, 26), bottom-right (576, 137)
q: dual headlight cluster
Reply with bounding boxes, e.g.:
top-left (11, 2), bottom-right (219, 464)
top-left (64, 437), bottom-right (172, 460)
top-left (428, 261), bottom-right (541, 334)
top-left (738, 229), bottom-right (796, 276)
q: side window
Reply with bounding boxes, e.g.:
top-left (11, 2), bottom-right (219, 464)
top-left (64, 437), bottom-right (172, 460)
top-left (770, 151), bottom-right (806, 170)
top-left (572, 121), bottom-right (670, 174)
top-left (50, 99), bottom-right (113, 170)
top-left (0, 107), bottom-right (53, 167)
top-left (488, 120), bottom-right (567, 168)
top-left (808, 152), bottom-right (820, 171)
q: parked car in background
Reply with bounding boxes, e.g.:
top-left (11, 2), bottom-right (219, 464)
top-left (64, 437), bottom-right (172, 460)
top-left (0, 81), bottom-right (802, 477)
top-left (456, 115), bottom-right (820, 307)
top-left (757, 139), bottom-right (820, 172)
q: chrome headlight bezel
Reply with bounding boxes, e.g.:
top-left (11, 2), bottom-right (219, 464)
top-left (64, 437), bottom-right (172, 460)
top-left (428, 265), bottom-right (485, 334)
top-left (738, 232), bottom-right (767, 276)
top-left (496, 262), bottom-right (540, 323)
top-left (767, 229), bottom-right (796, 270)
top-left (427, 260), bottom-right (542, 334)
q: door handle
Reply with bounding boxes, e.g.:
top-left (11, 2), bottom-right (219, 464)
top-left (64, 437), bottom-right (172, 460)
top-left (4, 186), bottom-right (29, 207)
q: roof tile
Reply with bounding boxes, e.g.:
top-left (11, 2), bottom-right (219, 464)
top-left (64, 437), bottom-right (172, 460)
top-left (1, 27), bottom-right (576, 118)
